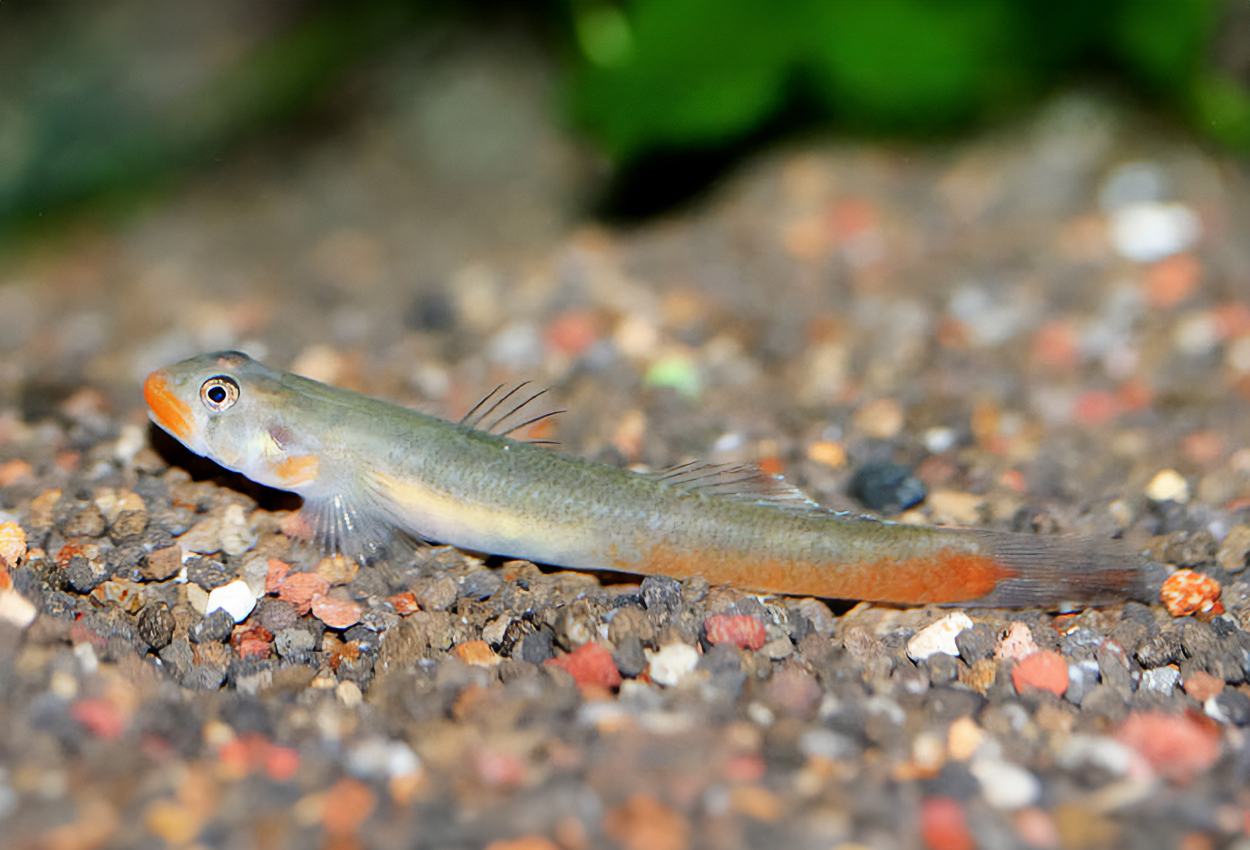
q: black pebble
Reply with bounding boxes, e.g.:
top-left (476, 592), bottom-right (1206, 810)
top-left (343, 624), bottom-right (381, 653)
top-left (64, 555), bottom-right (107, 593)
top-left (138, 602), bottom-right (175, 651)
top-left (850, 461), bottom-right (927, 513)
top-left (187, 557), bottom-right (233, 591)
top-left (954, 623), bottom-right (995, 664)
top-left (190, 609), bottom-right (234, 643)
top-left (641, 575), bottom-right (682, 615)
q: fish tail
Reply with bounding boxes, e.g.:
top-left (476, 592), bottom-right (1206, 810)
top-left (966, 530), bottom-right (1166, 607)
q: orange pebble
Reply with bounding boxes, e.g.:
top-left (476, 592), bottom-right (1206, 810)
top-left (277, 572), bottom-right (330, 614)
top-left (453, 640), bottom-right (502, 667)
top-left (1011, 650), bottom-right (1069, 697)
top-left (544, 642), bottom-right (622, 689)
top-left (311, 594), bottom-right (362, 629)
top-left (1145, 253), bottom-right (1202, 309)
top-left (1161, 569), bottom-right (1223, 617)
top-left (920, 797), bottom-right (974, 850)
top-left (321, 777), bottom-right (376, 837)
top-left (704, 614), bottom-right (766, 651)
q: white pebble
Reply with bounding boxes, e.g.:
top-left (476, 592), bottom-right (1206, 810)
top-left (1145, 468), bottom-right (1190, 504)
top-left (970, 756), bottom-right (1040, 810)
top-left (923, 426), bottom-right (958, 454)
top-left (1140, 665), bottom-right (1180, 696)
top-left (645, 642), bottom-right (699, 686)
top-left (336, 680), bottom-right (363, 708)
top-left (1108, 201), bottom-right (1200, 262)
top-left (205, 579), bottom-right (257, 623)
top-left (906, 612), bottom-right (974, 661)
top-left (0, 589), bottom-right (36, 629)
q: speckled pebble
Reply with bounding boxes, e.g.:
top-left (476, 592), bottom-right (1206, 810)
top-left (186, 557), bottom-right (233, 591)
top-left (1140, 664), bottom-right (1180, 695)
top-left (641, 575), bottom-right (682, 615)
top-left (190, 609), bottom-right (234, 644)
top-left (137, 602), bottom-right (175, 650)
top-left (274, 627), bottom-right (316, 660)
top-left (996, 621), bottom-right (1039, 662)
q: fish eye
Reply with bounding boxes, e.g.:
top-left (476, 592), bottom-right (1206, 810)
top-left (199, 376), bottom-right (240, 412)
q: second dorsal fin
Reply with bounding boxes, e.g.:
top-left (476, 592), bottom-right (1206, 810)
top-left (647, 460), bottom-right (829, 512)
top-left (458, 382), bottom-right (565, 444)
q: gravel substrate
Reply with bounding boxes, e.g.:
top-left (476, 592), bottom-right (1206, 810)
top-left (3, 92), bottom-right (1250, 850)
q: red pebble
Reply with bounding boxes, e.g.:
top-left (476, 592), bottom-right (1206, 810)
top-left (263, 744), bottom-right (301, 782)
top-left (1073, 390), bottom-right (1120, 426)
top-left (546, 310), bottom-right (599, 357)
top-left (1011, 650), bottom-right (1069, 697)
top-left (277, 572), bottom-right (330, 614)
top-left (311, 594), bottom-right (362, 629)
top-left (265, 559), bottom-right (291, 593)
top-left (920, 797), bottom-right (974, 850)
top-left (1161, 569), bottom-right (1223, 617)
top-left (70, 698), bottom-right (124, 740)
top-left (544, 642), bottom-right (622, 689)
top-left (1117, 710), bottom-right (1220, 784)
top-left (704, 614), bottom-right (767, 651)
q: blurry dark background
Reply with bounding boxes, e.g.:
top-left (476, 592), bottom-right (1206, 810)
top-left (1, 0), bottom-right (1247, 237)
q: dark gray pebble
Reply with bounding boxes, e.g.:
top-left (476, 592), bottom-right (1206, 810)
top-left (182, 664), bottom-right (227, 690)
top-left (64, 555), bottom-right (108, 593)
top-left (1108, 619), bottom-right (1149, 654)
top-left (1065, 657), bottom-right (1101, 705)
top-left (1182, 620), bottom-right (1220, 658)
top-left (1137, 630), bottom-right (1183, 668)
top-left (1097, 645), bottom-right (1133, 693)
top-left (517, 630), bottom-right (555, 665)
top-left (104, 544), bottom-right (146, 579)
top-left (925, 652), bottom-right (961, 686)
top-left (132, 475), bottom-right (169, 506)
top-left (274, 627), bottom-right (316, 661)
top-left (849, 461), bottom-right (926, 513)
top-left (697, 643), bottom-right (742, 676)
top-left (460, 569), bottom-right (501, 600)
top-left (954, 623), bottom-right (995, 663)
top-left (1211, 689), bottom-right (1250, 726)
top-left (612, 635), bottom-right (647, 677)
top-left (186, 557), bottom-right (233, 591)
top-left (343, 624), bottom-right (382, 653)
top-left (1080, 684), bottom-right (1130, 721)
top-left (641, 575), bottom-right (682, 615)
top-left (190, 609), bottom-right (234, 643)
top-left (158, 639), bottom-right (193, 679)
top-left (137, 602), bottom-right (175, 650)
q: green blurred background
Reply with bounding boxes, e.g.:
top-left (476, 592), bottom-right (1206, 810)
top-left (1, 0), bottom-right (1247, 234)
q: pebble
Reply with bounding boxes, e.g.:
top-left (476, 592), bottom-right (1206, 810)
top-left (853, 397), bottom-right (904, 439)
top-left (1218, 525), bottom-right (1250, 573)
top-left (205, 580), bottom-right (257, 624)
top-left (995, 621), bottom-right (1039, 662)
top-left (453, 640), bottom-right (502, 667)
top-left (906, 612), bottom-right (973, 661)
top-left (137, 602), bottom-right (175, 650)
top-left (274, 627), bottom-right (316, 660)
top-left (218, 504), bottom-right (257, 556)
top-left (416, 576), bottom-right (458, 611)
top-left (926, 489), bottom-right (984, 525)
top-left (920, 797), bottom-right (974, 850)
top-left (969, 756), bottom-right (1040, 810)
top-left (545, 641), bottom-right (621, 689)
top-left (1207, 689), bottom-right (1250, 726)
top-left (140, 546), bottom-right (182, 581)
top-left (603, 793), bottom-right (689, 850)
top-left (315, 554), bottom-right (358, 586)
top-left (641, 575), bottom-right (683, 615)
top-left (1183, 670), bottom-right (1224, 702)
top-left (321, 777), bottom-right (376, 838)
top-left (179, 517), bottom-right (222, 554)
top-left (0, 521), bottom-right (27, 565)
top-left (1115, 710), bottom-right (1220, 783)
top-left (646, 642), bottom-right (700, 687)
top-left (0, 588), bottom-right (37, 628)
top-left (186, 557), bottom-right (232, 591)
top-left (277, 572), bottom-right (331, 615)
top-left (704, 613), bottom-right (766, 651)
top-left (1145, 469), bottom-right (1190, 503)
top-left (190, 609), bottom-right (234, 644)
top-left (947, 716), bottom-right (987, 761)
top-left (1140, 665), bottom-right (1180, 696)
top-left (311, 595), bottom-right (362, 629)
top-left (1161, 570), bottom-right (1223, 617)
top-left (612, 636), bottom-right (647, 677)
top-left (1107, 201), bottom-right (1200, 262)
top-left (1011, 650), bottom-right (1069, 696)
top-left (849, 461), bottom-right (927, 512)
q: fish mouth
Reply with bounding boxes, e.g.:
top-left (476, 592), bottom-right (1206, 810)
top-left (143, 370), bottom-right (193, 441)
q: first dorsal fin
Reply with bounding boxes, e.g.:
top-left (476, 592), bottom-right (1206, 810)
top-left (647, 460), bottom-right (829, 512)
top-left (458, 382), bottom-right (564, 444)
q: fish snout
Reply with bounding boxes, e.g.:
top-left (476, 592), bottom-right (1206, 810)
top-left (143, 369), bottom-right (194, 441)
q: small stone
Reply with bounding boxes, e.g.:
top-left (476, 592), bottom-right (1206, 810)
top-left (995, 621), bottom-right (1039, 662)
top-left (850, 461), bottom-right (927, 513)
top-left (64, 504), bottom-right (106, 537)
top-left (1108, 201), bottom-right (1200, 262)
top-left (517, 630), bottom-right (554, 665)
top-left (760, 637), bottom-right (793, 659)
top-left (954, 623), bottom-right (996, 663)
top-left (1140, 665), bottom-right (1180, 696)
top-left (1115, 710), bottom-right (1220, 783)
top-left (970, 757), bottom-right (1040, 810)
top-left (180, 517), bottom-right (222, 554)
top-left (1012, 650), bottom-right (1069, 696)
top-left (1207, 689), bottom-right (1250, 726)
top-left (641, 575), bottom-right (682, 615)
top-left (315, 554), bottom-right (358, 586)
top-left (140, 546), bottom-right (182, 581)
top-left (0, 522), bottom-right (27, 566)
top-left (646, 642), bottom-right (699, 687)
top-left (415, 576), bottom-right (457, 611)
top-left (608, 606), bottom-right (654, 644)
top-left (920, 797), bottom-right (974, 850)
top-left (277, 572), bottom-right (331, 615)
top-left (64, 555), bottom-right (108, 593)
top-left (311, 594), bottom-right (362, 629)
top-left (336, 680), bottom-right (363, 708)
top-left (257, 598), bottom-right (298, 633)
top-left (1137, 630), bottom-right (1183, 668)
top-left (1182, 669), bottom-right (1224, 702)
top-left (205, 580), bottom-right (257, 624)
top-left (947, 716), bottom-right (987, 761)
top-left (0, 588), bottom-right (37, 628)
top-left (1218, 526), bottom-right (1250, 574)
top-left (1145, 469), bottom-right (1190, 504)
top-left (907, 612), bottom-right (973, 661)
top-left (321, 777), bottom-right (376, 838)
top-left (190, 609), bottom-right (234, 643)
top-left (612, 635), bottom-right (647, 677)
top-left (705, 614), bottom-right (766, 651)
top-left (603, 793), bottom-right (689, 850)
top-left (186, 557), bottom-right (232, 591)
top-left (544, 642), bottom-right (621, 689)
top-left (764, 667), bottom-right (821, 715)
top-left (853, 397), bottom-right (904, 439)
top-left (137, 602), bottom-right (175, 650)
top-left (1161, 569), bottom-right (1222, 617)
top-left (219, 504), bottom-right (257, 556)
top-left (927, 489), bottom-right (985, 525)
top-left (461, 568), bottom-right (502, 600)
top-left (109, 508), bottom-right (148, 543)
top-left (453, 639), bottom-right (502, 667)
top-left (806, 440), bottom-right (846, 468)
top-left (274, 627), bottom-right (316, 660)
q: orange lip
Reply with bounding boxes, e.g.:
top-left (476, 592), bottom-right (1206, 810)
top-left (143, 371), bottom-right (193, 441)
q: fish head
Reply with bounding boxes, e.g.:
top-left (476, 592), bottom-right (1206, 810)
top-left (144, 351), bottom-right (324, 493)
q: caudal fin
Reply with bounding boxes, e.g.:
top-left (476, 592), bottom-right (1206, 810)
top-left (968, 530), bottom-right (1167, 608)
